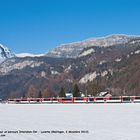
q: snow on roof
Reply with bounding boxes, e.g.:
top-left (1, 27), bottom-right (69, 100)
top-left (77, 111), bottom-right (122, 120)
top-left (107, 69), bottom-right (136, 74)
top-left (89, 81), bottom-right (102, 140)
top-left (99, 91), bottom-right (109, 97)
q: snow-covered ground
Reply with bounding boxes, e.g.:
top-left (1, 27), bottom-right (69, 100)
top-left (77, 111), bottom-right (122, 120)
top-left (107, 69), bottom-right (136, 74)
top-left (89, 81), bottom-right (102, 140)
top-left (0, 103), bottom-right (140, 140)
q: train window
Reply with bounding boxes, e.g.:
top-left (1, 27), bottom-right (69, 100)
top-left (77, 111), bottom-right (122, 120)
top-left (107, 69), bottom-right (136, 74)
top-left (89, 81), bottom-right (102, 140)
top-left (9, 99), bottom-right (14, 101)
top-left (52, 98), bottom-right (57, 101)
top-left (62, 98), bottom-right (72, 101)
top-left (96, 98), bottom-right (104, 100)
top-left (8, 99), bottom-right (11, 101)
top-left (21, 99), bottom-right (27, 101)
top-left (122, 97), bottom-right (130, 101)
top-left (30, 99), bottom-right (35, 101)
top-left (16, 100), bottom-right (20, 102)
top-left (75, 97), bottom-right (84, 100)
top-left (109, 97), bottom-right (120, 100)
top-left (44, 98), bottom-right (51, 101)
top-left (135, 97), bottom-right (140, 100)
top-left (89, 98), bottom-right (94, 101)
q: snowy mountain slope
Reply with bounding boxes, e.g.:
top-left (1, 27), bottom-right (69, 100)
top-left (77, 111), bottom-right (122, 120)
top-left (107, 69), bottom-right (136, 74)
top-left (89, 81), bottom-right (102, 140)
top-left (47, 34), bottom-right (140, 58)
top-left (79, 48), bottom-right (95, 57)
top-left (0, 43), bottom-right (45, 63)
top-left (16, 53), bottom-right (45, 58)
top-left (0, 44), bottom-right (14, 62)
top-left (0, 58), bottom-right (44, 74)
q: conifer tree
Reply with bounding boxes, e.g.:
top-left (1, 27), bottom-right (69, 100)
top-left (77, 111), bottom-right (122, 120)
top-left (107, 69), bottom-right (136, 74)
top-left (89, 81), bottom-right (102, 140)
top-left (73, 84), bottom-right (81, 97)
top-left (38, 90), bottom-right (42, 98)
top-left (59, 87), bottom-right (66, 97)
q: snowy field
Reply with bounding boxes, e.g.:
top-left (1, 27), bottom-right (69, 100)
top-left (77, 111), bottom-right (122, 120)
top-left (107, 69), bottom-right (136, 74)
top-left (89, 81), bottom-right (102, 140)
top-left (0, 103), bottom-right (140, 140)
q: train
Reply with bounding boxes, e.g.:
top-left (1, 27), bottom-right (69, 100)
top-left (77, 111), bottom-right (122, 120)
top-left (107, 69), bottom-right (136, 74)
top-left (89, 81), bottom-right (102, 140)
top-left (7, 96), bottom-right (140, 104)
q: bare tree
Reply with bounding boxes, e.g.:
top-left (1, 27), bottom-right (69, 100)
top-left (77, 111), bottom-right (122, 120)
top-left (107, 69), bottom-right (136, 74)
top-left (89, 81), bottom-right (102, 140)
top-left (42, 88), bottom-right (55, 98)
top-left (27, 85), bottom-right (38, 98)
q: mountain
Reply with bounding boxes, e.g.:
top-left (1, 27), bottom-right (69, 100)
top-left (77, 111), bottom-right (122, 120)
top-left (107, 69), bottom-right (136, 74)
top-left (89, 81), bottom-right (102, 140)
top-left (0, 34), bottom-right (140, 99)
top-left (0, 44), bottom-right (14, 62)
top-left (47, 34), bottom-right (140, 58)
top-left (16, 53), bottom-right (45, 58)
top-left (0, 44), bottom-right (44, 62)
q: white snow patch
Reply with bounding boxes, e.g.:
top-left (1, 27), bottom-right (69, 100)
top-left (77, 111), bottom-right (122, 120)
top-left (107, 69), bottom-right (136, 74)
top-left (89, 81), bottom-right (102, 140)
top-left (127, 54), bottom-right (130, 58)
top-left (134, 50), bottom-right (140, 54)
top-left (16, 53), bottom-right (44, 58)
top-left (108, 69), bottom-right (113, 75)
top-left (101, 70), bottom-right (108, 77)
top-left (65, 79), bottom-right (73, 83)
top-left (101, 51), bottom-right (104, 54)
top-left (0, 61), bottom-right (43, 74)
top-left (64, 65), bottom-right (72, 73)
top-left (115, 58), bottom-right (121, 62)
top-left (99, 60), bottom-right (106, 65)
top-left (51, 70), bottom-right (60, 75)
top-left (99, 91), bottom-right (108, 96)
top-left (79, 48), bottom-right (95, 57)
top-left (79, 72), bottom-right (97, 84)
top-left (40, 71), bottom-right (46, 78)
top-left (0, 44), bottom-right (14, 62)
top-left (130, 40), bottom-right (140, 44)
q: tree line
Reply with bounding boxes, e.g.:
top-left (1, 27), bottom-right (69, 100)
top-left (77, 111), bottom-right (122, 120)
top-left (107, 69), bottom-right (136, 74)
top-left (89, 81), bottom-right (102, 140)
top-left (24, 84), bottom-right (81, 98)
top-left (21, 79), bottom-right (104, 98)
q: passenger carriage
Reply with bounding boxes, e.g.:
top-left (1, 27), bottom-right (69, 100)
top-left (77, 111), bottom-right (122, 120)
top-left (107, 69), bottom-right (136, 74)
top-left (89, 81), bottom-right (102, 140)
top-left (73, 97), bottom-right (87, 103)
top-left (88, 97), bottom-right (95, 103)
top-left (52, 98), bottom-right (59, 103)
top-left (20, 99), bottom-right (29, 104)
top-left (59, 98), bottom-right (73, 103)
top-left (94, 97), bottom-right (105, 103)
top-left (27, 98), bottom-right (40, 104)
top-left (6, 96), bottom-right (140, 104)
top-left (106, 96), bottom-right (122, 103)
top-left (8, 99), bottom-right (16, 104)
top-left (132, 96), bottom-right (140, 103)
top-left (41, 98), bottom-right (52, 103)
top-left (121, 96), bottom-right (132, 103)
